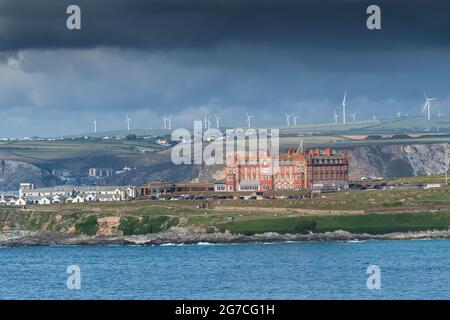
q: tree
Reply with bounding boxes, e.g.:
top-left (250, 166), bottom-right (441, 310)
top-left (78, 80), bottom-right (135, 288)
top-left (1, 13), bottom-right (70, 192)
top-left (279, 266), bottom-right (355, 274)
top-left (126, 133), bottom-right (137, 141)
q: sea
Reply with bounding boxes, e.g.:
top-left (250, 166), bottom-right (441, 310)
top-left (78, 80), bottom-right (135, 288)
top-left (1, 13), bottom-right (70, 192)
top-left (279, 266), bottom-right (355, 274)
top-left (0, 240), bottom-right (449, 300)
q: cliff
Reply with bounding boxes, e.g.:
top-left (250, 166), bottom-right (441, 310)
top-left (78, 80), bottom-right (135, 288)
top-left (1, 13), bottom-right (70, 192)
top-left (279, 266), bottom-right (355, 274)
top-left (0, 160), bottom-right (60, 191)
top-left (342, 143), bottom-right (450, 180)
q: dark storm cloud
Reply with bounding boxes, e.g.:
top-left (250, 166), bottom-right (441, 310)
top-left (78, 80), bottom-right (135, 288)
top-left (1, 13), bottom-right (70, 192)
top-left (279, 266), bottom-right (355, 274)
top-left (1, 0), bottom-right (450, 51)
top-left (0, 0), bottom-right (450, 137)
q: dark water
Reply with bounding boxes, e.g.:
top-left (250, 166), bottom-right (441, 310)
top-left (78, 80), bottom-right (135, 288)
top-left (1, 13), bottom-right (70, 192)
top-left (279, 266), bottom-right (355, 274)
top-left (0, 240), bottom-right (449, 299)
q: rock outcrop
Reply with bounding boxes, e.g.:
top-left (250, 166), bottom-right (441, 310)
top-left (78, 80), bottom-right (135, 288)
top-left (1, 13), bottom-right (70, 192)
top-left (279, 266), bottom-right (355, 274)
top-left (0, 160), bottom-right (59, 191)
top-left (2, 227), bottom-right (450, 247)
top-left (343, 143), bottom-right (450, 180)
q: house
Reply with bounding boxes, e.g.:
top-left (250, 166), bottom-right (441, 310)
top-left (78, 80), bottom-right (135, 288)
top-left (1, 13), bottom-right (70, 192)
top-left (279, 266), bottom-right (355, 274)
top-left (14, 198), bottom-right (27, 206)
top-left (18, 183), bottom-right (137, 204)
top-left (26, 196), bottom-right (41, 204)
top-left (38, 197), bottom-right (51, 205)
top-left (72, 195), bottom-right (85, 203)
top-left (65, 196), bottom-right (74, 203)
top-left (52, 196), bottom-right (62, 204)
top-left (84, 194), bottom-right (96, 202)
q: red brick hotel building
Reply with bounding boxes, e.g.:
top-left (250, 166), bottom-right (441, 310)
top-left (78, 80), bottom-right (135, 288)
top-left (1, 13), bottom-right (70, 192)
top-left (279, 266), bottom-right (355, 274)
top-left (224, 148), bottom-right (349, 191)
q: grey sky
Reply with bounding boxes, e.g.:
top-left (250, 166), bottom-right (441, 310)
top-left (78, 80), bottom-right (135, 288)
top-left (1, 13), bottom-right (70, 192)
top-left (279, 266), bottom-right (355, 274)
top-left (0, 0), bottom-right (449, 136)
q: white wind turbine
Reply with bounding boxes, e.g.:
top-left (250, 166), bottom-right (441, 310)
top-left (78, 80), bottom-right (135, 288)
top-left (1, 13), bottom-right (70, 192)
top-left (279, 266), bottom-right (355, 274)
top-left (372, 114), bottom-right (377, 121)
top-left (351, 111), bottom-right (357, 122)
top-left (125, 113), bottom-right (132, 131)
top-left (333, 110), bottom-right (339, 124)
top-left (285, 112), bottom-right (292, 126)
top-left (342, 92), bottom-right (347, 124)
top-left (214, 114), bottom-right (221, 129)
top-left (92, 117), bottom-right (97, 133)
top-left (292, 114), bottom-right (298, 126)
top-left (423, 91), bottom-right (437, 121)
top-left (245, 112), bottom-right (254, 128)
top-left (165, 115), bottom-right (172, 130)
top-left (203, 115), bottom-right (212, 130)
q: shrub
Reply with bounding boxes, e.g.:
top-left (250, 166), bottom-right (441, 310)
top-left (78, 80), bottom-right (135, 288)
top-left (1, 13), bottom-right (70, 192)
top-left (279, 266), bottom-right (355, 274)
top-left (75, 215), bottom-right (98, 235)
top-left (293, 218), bottom-right (317, 234)
top-left (119, 216), bottom-right (178, 235)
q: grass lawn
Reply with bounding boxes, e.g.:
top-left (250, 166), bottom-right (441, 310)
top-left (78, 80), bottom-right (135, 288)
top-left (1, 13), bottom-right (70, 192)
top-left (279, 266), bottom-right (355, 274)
top-left (218, 212), bottom-right (450, 235)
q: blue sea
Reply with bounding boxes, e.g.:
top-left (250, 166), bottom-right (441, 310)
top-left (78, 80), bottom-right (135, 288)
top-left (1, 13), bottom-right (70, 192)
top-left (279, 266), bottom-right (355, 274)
top-left (0, 240), bottom-right (449, 299)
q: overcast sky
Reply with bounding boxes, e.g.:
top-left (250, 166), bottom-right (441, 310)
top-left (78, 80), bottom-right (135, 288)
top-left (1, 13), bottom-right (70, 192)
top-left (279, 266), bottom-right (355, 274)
top-left (1, 0), bottom-right (450, 137)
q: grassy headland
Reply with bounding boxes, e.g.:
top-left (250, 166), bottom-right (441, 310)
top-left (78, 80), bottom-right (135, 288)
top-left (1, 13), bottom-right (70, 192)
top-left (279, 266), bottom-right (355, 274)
top-left (2, 183), bottom-right (450, 237)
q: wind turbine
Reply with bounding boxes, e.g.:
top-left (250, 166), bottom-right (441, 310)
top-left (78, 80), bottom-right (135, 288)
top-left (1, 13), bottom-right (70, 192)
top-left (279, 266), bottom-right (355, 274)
top-left (342, 92), bottom-right (347, 124)
top-left (125, 113), bottom-right (132, 131)
top-left (207, 116), bottom-right (212, 130)
top-left (92, 117), bottom-right (97, 133)
top-left (203, 115), bottom-right (212, 130)
top-left (372, 114), bottom-right (377, 121)
top-left (423, 91), bottom-right (437, 121)
top-left (245, 112), bottom-right (254, 128)
top-left (397, 111), bottom-right (401, 118)
top-left (351, 111), bottom-right (357, 122)
top-left (285, 112), bottom-right (292, 126)
top-left (165, 115), bottom-right (172, 130)
top-left (333, 110), bottom-right (338, 124)
top-left (214, 114), bottom-right (221, 129)
top-left (292, 114), bottom-right (298, 126)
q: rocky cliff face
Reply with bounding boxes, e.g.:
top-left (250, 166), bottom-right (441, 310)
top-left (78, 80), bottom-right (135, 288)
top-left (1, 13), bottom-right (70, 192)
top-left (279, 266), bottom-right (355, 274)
top-left (343, 143), bottom-right (450, 180)
top-left (0, 160), bottom-right (59, 191)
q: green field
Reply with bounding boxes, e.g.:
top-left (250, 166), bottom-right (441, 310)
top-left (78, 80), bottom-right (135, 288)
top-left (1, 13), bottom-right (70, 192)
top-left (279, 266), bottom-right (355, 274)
top-left (218, 212), bottom-right (450, 235)
top-left (273, 116), bottom-right (450, 135)
top-left (0, 138), bottom-right (170, 170)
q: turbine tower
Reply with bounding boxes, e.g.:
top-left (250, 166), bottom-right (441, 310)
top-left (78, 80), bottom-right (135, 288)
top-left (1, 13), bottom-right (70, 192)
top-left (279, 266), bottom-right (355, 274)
top-left (423, 91), bottom-right (437, 121)
top-left (125, 113), bottom-right (132, 131)
top-left (214, 114), bottom-right (221, 129)
top-left (351, 111), bottom-right (357, 122)
top-left (163, 115), bottom-right (171, 129)
top-left (92, 118), bottom-right (97, 133)
top-left (285, 112), bottom-right (292, 126)
top-left (245, 112), bottom-right (254, 128)
top-left (333, 110), bottom-right (338, 124)
top-left (342, 92), bottom-right (347, 124)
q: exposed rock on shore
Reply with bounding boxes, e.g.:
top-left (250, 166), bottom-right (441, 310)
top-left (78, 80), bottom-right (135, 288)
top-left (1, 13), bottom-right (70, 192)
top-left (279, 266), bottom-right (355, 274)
top-left (2, 227), bottom-right (450, 247)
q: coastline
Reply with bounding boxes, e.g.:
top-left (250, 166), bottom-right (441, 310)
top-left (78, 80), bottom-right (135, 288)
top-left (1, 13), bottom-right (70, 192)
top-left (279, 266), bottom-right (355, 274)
top-left (2, 227), bottom-right (450, 247)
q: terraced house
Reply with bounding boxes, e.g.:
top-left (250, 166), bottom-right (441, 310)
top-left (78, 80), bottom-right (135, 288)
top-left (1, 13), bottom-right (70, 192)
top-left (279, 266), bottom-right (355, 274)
top-left (16, 183), bottom-right (136, 205)
top-left (225, 148), bottom-right (349, 192)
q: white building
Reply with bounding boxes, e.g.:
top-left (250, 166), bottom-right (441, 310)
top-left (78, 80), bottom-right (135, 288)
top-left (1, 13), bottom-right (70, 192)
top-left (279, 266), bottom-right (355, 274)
top-left (38, 197), bottom-right (51, 205)
top-left (17, 183), bottom-right (136, 205)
